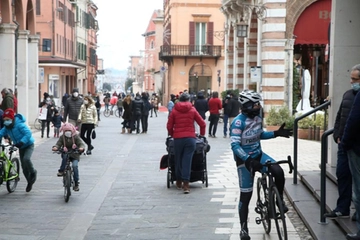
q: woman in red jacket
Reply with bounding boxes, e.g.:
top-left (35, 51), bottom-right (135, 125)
top-left (208, 91), bottom-right (222, 137)
top-left (166, 93), bottom-right (206, 194)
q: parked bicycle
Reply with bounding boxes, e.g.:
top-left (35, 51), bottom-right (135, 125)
top-left (0, 144), bottom-right (20, 193)
top-left (253, 155), bottom-right (293, 240)
top-left (33, 118), bottom-right (41, 130)
top-left (53, 148), bottom-right (82, 202)
top-left (103, 108), bottom-right (120, 117)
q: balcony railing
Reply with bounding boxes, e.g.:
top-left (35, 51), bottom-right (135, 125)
top-left (159, 45), bottom-right (222, 59)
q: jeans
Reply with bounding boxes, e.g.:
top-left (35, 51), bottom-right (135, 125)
top-left (59, 155), bottom-right (79, 183)
top-left (18, 144), bottom-right (36, 183)
top-left (209, 114), bottom-right (220, 136)
top-left (174, 137), bottom-right (196, 181)
top-left (335, 144), bottom-right (352, 214)
top-left (141, 114), bottom-right (149, 132)
top-left (223, 114), bottom-right (229, 136)
top-left (347, 149), bottom-right (360, 234)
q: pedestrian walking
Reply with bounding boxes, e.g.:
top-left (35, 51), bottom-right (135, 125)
top-left (38, 92), bottom-right (55, 138)
top-left (150, 93), bottom-right (158, 117)
top-left (0, 88), bottom-right (14, 111)
top-left (141, 92), bottom-right (151, 133)
top-left (121, 94), bottom-right (132, 134)
top-left (166, 93), bottom-right (206, 194)
top-left (194, 91), bottom-right (208, 134)
top-left (51, 109), bottom-right (63, 138)
top-left (222, 92), bottom-right (231, 138)
top-left (77, 96), bottom-right (97, 155)
top-left (131, 93), bottom-right (144, 134)
top-left (63, 88), bottom-right (83, 130)
top-left (116, 95), bottom-right (123, 117)
top-left (208, 91), bottom-right (222, 138)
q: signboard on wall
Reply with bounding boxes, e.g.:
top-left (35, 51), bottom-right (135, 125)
top-left (250, 66), bottom-right (262, 83)
top-left (38, 68), bottom-right (44, 83)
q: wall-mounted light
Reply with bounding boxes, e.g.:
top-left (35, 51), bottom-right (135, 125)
top-left (236, 22), bottom-right (248, 38)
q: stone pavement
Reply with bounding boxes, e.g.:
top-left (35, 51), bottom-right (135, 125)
top-left (0, 110), bottom-right (322, 240)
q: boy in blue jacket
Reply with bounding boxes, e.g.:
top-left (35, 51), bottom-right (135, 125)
top-left (0, 108), bottom-right (37, 192)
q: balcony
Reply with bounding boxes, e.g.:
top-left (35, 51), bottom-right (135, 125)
top-left (159, 45), bottom-right (222, 65)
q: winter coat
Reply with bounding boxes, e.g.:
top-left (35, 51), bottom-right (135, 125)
top-left (52, 114), bottom-right (63, 128)
top-left (78, 103), bottom-right (97, 125)
top-left (341, 90), bottom-right (360, 156)
top-left (38, 100), bottom-right (55, 121)
top-left (208, 97), bottom-right (222, 115)
top-left (228, 97), bottom-right (241, 118)
top-left (64, 96), bottom-right (83, 121)
top-left (167, 101), bottom-right (206, 138)
top-left (194, 94), bottom-right (208, 120)
top-left (132, 96), bottom-right (144, 116)
top-left (122, 100), bottom-right (132, 121)
top-left (141, 96), bottom-right (151, 116)
top-left (0, 114), bottom-right (34, 149)
top-left (117, 99), bottom-right (123, 108)
top-left (1, 92), bottom-right (14, 111)
top-left (54, 134), bottom-right (86, 160)
top-left (333, 89), bottom-right (357, 143)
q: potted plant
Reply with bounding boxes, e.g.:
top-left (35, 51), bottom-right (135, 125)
top-left (265, 106), bottom-right (294, 131)
top-left (297, 115), bottom-right (315, 139)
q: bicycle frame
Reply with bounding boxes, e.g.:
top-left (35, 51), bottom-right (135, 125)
top-left (0, 145), bottom-right (18, 181)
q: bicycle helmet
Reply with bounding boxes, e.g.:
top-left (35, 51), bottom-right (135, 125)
top-left (239, 90), bottom-right (262, 118)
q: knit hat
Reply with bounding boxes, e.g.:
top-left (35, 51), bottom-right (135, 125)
top-left (3, 108), bottom-right (15, 119)
top-left (59, 123), bottom-right (78, 151)
top-left (72, 88), bottom-right (79, 93)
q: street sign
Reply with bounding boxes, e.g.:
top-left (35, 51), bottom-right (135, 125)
top-left (160, 66), bottom-right (166, 73)
top-left (250, 66), bottom-right (262, 83)
top-left (38, 68), bottom-right (44, 83)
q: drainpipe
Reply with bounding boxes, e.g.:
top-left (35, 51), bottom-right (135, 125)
top-left (13, 20), bottom-right (19, 102)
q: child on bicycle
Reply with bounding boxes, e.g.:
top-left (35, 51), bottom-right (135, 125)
top-left (230, 90), bottom-right (292, 240)
top-left (51, 123), bottom-right (85, 191)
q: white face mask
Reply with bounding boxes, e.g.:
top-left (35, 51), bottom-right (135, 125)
top-left (73, 92), bottom-right (79, 97)
top-left (83, 100), bottom-right (89, 105)
top-left (64, 131), bottom-right (72, 138)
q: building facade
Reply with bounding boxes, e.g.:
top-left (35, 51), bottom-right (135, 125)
top-left (159, 0), bottom-right (226, 104)
top-left (0, 0), bottom-right (38, 124)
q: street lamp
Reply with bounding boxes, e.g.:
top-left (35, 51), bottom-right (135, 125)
top-left (236, 22), bottom-right (248, 38)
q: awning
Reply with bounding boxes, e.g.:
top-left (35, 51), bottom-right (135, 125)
top-left (38, 63), bottom-right (85, 69)
top-left (294, 0), bottom-right (331, 45)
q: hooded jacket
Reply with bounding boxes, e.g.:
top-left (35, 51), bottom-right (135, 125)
top-left (0, 114), bottom-right (34, 148)
top-left (167, 101), bottom-right (206, 138)
top-left (1, 92), bottom-right (14, 111)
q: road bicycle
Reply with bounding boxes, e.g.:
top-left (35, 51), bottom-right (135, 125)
top-left (33, 118), bottom-right (42, 130)
top-left (103, 107), bottom-right (120, 117)
top-left (54, 148), bottom-right (81, 202)
top-left (253, 155), bottom-right (293, 240)
top-left (0, 144), bottom-right (20, 193)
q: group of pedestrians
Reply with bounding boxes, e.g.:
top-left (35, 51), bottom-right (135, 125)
top-left (121, 92), bottom-right (153, 134)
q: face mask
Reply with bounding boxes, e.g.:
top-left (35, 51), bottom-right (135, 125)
top-left (83, 100), bottom-right (89, 105)
top-left (73, 92), bottom-right (79, 97)
top-left (46, 98), bottom-right (50, 101)
top-left (64, 131), bottom-right (72, 138)
top-left (3, 120), bottom-right (12, 126)
top-left (352, 82), bottom-right (360, 91)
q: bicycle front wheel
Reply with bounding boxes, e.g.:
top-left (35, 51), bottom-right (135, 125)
top-left (34, 118), bottom-right (41, 130)
top-left (256, 176), bottom-right (271, 234)
top-left (63, 170), bottom-right (72, 202)
top-left (271, 186), bottom-right (288, 240)
top-left (6, 158), bottom-right (20, 193)
top-left (103, 109), bottom-right (110, 117)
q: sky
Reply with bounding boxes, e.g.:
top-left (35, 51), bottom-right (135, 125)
top-left (93, 0), bottom-right (163, 71)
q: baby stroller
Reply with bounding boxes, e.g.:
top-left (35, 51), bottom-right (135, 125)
top-left (161, 135), bottom-right (210, 188)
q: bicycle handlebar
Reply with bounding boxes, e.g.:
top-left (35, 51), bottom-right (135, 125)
top-left (0, 144), bottom-right (18, 152)
top-left (261, 155), bottom-right (294, 174)
top-left (52, 148), bottom-right (82, 155)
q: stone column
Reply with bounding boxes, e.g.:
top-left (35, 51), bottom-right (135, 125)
top-left (0, 24), bottom-right (17, 91)
top-left (16, 30), bottom-right (29, 123)
top-left (28, 34), bottom-right (40, 125)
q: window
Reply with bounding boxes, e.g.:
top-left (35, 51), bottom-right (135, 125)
top-left (42, 39), bottom-right (51, 52)
top-left (150, 41), bottom-right (154, 49)
top-left (195, 23), bottom-right (206, 46)
top-left (36, 0), bottom-right (41, 15)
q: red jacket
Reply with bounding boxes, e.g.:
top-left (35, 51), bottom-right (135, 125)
top-left (167, 102), bottom-right (206, 138)
top-left (208, 97), bottom-right (222, 114)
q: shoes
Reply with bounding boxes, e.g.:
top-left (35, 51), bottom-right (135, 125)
top-left (57, 171), bottom-right (64, 177)
top-left (276, 199), bottom-right (289, 213)
top-left (240, 229), bottom-right (251, 240)
top-left (223, 135), bottom-right (227, 138)
top-left (346, 233), bottom-right (360, 240)
top-left (213, 135), bottom-right (216, 138)
top-left (41, 135), bottom-right (43, 138)
top-left (47, 135), bottom-right (50, 138)
top-left (208, 134), bottom-right (213, 138)
top-left (324, 210), bottom-right (349, 219)
top-left (26, 170), bottom-right (37, 192)
top-left (176, 180), bottom-right (182, 190)
top-left (183, 181), bottom-right (190, 194)
top-left (86, 150), bottom-right (92, 155)
top-left (352, 211), bottom-right (357, 221)
top-left (89, 145), bottom-right (94, 151)
top-left (73, 183), bottom-right (79, 192)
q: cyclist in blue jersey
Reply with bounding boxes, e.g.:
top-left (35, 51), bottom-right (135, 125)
top-left (230, 90), bottom-right (292, 240)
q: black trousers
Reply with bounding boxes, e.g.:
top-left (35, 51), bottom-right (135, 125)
top-left (41, 120), bottom-right (50, 137)
top-left (80, 123), bottom-right (95, 149)
top-left (141, 114), bottom-right (149, 132)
